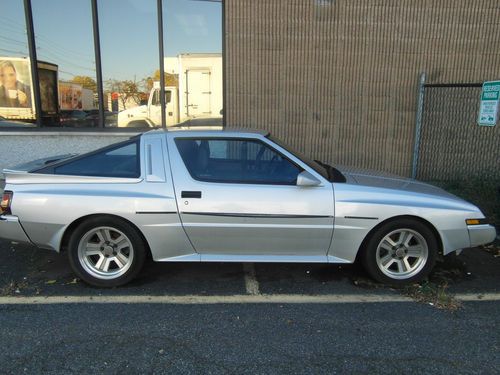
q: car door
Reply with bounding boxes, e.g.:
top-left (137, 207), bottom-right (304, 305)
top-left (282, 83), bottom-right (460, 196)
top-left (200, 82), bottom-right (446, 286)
top-left (167, 134), bottom-right (334, 260)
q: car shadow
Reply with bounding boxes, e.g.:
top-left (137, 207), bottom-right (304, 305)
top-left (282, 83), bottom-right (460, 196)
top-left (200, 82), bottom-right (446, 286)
top-left (0, 239), bottom-right (498, 297)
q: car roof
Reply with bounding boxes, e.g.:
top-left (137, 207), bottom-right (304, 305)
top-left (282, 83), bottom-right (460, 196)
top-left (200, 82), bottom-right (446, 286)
top-left (144, 127), bottom-right (270, 137)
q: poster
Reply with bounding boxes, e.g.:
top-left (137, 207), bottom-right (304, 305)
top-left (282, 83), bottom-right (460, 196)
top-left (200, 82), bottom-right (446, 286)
top-left (59, 81), bottom-right (83, 110)
top-left (0, 58), bottom-right (32, 108)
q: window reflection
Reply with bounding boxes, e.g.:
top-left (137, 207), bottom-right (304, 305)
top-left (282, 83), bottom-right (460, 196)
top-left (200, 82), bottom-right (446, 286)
top-left (0, 0), bottom-right (33, 127)
top-left (0, 0), bottom-right (223, 129)
top-left (32, 0), bottom-right (97, 127)
top-left (161, 0), bottom-right (223, 128)
top-left (99, 0), bottom-right (158, 128)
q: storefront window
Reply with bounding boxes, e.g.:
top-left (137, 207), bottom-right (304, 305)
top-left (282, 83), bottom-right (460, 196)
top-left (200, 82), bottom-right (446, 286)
top-left (162, 0), bottom-right (223, 127)
top-left (0, 0), bottom-right (33, 127)
top-left (32, 0), bottom-right (98, 127)
top-left (99, 0), bottom-right (158, 128)
top-left (1, 0), bottom-right (223, 130)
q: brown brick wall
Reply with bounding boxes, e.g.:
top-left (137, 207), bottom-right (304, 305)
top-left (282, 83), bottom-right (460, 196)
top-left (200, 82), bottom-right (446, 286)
top-left (225, 0), bottom-right (500, 176)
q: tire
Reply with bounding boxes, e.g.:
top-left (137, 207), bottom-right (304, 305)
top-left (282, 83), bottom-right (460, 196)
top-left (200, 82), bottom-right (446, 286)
top-left (67, 216), bottom-right (147, 287)
top-left (360, 218), bottom-right (438, 285)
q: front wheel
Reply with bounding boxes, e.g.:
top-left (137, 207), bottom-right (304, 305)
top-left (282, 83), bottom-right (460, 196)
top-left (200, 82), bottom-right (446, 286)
top-left (68, 217), bottom-right (147, 287)
top-left (361, 219), bottom-right (438, 285)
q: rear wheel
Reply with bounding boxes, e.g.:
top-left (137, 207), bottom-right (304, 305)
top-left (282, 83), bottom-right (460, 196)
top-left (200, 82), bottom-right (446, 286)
top-left (68, 217), bottom-right (146, 287)
top-left (361, 219), bottom-right (438, 285)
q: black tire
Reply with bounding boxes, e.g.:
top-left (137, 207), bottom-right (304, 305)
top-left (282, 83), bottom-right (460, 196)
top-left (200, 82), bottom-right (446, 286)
top-left (360, 218), bottom-right (438, 285)
top-left (67, 216), bottom-right (147, 287)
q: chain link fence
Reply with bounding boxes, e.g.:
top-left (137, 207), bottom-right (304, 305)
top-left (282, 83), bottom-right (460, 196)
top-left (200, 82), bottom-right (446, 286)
top-left (416, 82), bottom-right (500, 225)
top-left (417, 84), bottom-right (500, 181)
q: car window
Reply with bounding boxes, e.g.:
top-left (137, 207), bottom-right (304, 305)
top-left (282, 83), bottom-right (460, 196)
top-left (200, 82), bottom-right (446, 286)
top-left (53, 140), bottom-right (140, 178)
top-left (175, 138), bottom-right (302, 185)
top-left (152, 90), bottom-right (172, 106)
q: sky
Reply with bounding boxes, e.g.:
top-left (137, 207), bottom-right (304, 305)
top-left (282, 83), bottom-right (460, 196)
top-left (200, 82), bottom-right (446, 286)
top-left (0, 0), bottom-right (222, 82)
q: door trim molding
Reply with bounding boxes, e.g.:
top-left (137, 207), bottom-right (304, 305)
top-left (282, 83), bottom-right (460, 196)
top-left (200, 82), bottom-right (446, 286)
top-left (181, 211), bottom-right (333, 219)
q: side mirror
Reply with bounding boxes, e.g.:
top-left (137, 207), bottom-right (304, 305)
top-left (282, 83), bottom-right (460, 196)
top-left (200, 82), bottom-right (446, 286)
top-left (296, 171), bottom-right (321, 187)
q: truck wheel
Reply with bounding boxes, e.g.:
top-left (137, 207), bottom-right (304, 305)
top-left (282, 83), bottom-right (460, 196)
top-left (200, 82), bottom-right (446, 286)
top-left (67, 217), bottom-right (146, 287)
top-left (361, 218), bottom-right (438, 285)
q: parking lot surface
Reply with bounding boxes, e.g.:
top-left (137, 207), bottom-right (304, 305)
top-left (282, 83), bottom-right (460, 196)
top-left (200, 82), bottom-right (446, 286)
top-left (0, 238), bottom-right (499, 374)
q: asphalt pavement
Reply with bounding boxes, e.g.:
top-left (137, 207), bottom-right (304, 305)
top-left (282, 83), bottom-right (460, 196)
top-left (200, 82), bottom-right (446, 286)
top-left (0, 238), bottom-right (499, 374)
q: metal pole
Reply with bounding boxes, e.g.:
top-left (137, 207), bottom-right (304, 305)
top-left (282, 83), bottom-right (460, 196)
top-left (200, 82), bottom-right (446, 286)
top-left (412, 72), bottom-right (426, 179)
top-left (157, 0), bottom-right (166, 128)
top-left (91, 0), bottom-right (105, 128)
top-left (221, 0), bottom-right (226, 128)
top-left (23, 0), bottom-right (42, 127)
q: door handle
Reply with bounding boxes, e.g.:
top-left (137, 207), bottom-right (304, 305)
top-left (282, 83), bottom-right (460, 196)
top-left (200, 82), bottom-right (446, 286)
top-left (181, 191), bottom-right (202, 198)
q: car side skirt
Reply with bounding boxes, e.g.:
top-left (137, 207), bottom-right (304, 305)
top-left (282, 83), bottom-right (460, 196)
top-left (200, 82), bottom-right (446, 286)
top-left (155, 253), bottom-right (351, 263)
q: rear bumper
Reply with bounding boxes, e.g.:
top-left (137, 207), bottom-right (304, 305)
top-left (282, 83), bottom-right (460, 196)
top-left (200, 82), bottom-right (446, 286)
top-left (0, 215), bottom-right (32, 244)
top-left (468, 224), bottom-right (497, 247)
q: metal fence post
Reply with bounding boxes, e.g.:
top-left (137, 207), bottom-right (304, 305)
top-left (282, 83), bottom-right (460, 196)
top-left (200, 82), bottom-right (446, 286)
top-left (412, 72), bottom-right (426, 179)
top-left (157, 0), bottom-right (166, 128)
top-left (23, 0), bottom-right (42, 127)
top-left (91, 0), bottom-right (105, 128)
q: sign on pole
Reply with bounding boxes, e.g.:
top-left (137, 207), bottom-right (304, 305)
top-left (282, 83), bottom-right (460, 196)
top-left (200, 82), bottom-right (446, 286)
top-left (478, 80), bottom-right (500, 126)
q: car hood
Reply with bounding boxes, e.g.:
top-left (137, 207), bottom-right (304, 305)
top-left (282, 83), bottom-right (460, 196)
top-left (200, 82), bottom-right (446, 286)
top-left (336, 166), bottom-right (462, 200)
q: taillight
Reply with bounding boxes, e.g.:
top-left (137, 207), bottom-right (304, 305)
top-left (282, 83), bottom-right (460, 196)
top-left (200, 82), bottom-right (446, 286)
top-left (0, 191), bottom-right (13, 215)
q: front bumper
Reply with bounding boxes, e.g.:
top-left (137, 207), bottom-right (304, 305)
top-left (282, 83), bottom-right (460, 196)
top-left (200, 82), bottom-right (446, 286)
top-left (0, 215), bottom-right (32, 244)
top-left (468, 224), bottom-right (497, 247)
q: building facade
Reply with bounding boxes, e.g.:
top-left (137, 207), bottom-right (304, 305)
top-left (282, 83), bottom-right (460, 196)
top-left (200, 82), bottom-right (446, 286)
top-left (1, 0), bottom-right (499, 180)
top-left (225, 0), bottom-right (500, 177)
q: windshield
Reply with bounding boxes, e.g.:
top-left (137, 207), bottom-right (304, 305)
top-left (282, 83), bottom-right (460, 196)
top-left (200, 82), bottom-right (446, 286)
top-left (267, 135), bottom-right (329, 180)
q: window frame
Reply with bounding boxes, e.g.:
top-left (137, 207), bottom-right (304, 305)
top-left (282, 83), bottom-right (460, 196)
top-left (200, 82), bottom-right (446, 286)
top-left (33, 137), bottom-right (141, 178)
top-left (174, 136), bottom-right (304, 186)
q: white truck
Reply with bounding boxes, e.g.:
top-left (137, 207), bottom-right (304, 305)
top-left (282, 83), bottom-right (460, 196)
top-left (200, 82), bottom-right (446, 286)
top-left (117, 53), bottom-right (222, 127)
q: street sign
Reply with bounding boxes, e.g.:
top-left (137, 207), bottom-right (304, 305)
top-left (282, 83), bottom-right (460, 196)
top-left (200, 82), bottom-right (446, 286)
top-left (478, 80), bottom-right (500, 126)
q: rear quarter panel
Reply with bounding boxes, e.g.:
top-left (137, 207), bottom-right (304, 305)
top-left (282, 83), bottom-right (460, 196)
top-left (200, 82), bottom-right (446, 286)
top-left (6, 133), bottom-right (194, 260)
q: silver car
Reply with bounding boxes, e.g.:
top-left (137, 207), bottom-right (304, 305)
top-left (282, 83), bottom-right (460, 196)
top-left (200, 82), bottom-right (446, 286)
top-left (0, 128), bottom-right (496, 287)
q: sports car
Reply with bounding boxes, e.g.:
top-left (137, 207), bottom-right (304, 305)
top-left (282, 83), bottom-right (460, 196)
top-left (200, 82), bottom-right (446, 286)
top-left (0, 128), bottom-right (496, 287)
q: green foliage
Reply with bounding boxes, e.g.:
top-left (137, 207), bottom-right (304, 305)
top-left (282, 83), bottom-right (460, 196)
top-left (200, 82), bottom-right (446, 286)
top-left (144, 70), bottom-right (179, 91)
top-left (70, 76), bottom-right (97, 92)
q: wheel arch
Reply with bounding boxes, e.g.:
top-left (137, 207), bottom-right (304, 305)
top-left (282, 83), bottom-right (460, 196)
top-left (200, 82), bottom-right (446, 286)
top-left (59, 213), bottom-right (152, 258)
top-left (355, 214), bottom-right (444, 262)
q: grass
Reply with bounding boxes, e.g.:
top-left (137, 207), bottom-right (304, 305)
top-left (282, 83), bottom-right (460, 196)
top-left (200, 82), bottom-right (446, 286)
top-left (0, 280), bottom-right (28, 296)
top-left (403, 281), bottom-right (462, 311)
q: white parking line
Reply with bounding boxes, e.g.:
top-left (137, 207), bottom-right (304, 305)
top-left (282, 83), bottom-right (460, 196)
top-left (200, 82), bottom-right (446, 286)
top-left (0, 292), bottom-right (499, 305)
top-left (243, 263), bottom-right (260, 295)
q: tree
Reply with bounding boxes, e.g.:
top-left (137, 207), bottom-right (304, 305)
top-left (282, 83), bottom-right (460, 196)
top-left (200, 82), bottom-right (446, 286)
top-left (105, 79), bottom-right (145, 110)
top-left (71, 76), bottom-right (97, 93)
top-left (144, 70), bottom-right (178, 92)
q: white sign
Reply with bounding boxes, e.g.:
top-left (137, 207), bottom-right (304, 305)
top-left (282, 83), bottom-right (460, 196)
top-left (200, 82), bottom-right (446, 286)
top-left (478, 80), bottom-right (500, 126)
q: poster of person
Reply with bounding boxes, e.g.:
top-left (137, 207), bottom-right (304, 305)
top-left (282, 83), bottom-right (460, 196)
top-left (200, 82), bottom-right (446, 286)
top-left (0, 58), bottom-right (32, 108)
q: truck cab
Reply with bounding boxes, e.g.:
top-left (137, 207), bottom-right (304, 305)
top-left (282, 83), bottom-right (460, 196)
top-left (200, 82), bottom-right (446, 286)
top-left (117, 85), bottom-right (179, 128)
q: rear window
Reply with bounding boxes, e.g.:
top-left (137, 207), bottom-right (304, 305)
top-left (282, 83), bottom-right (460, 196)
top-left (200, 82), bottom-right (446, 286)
top-left (50, 140), bottom-right (140, 178)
